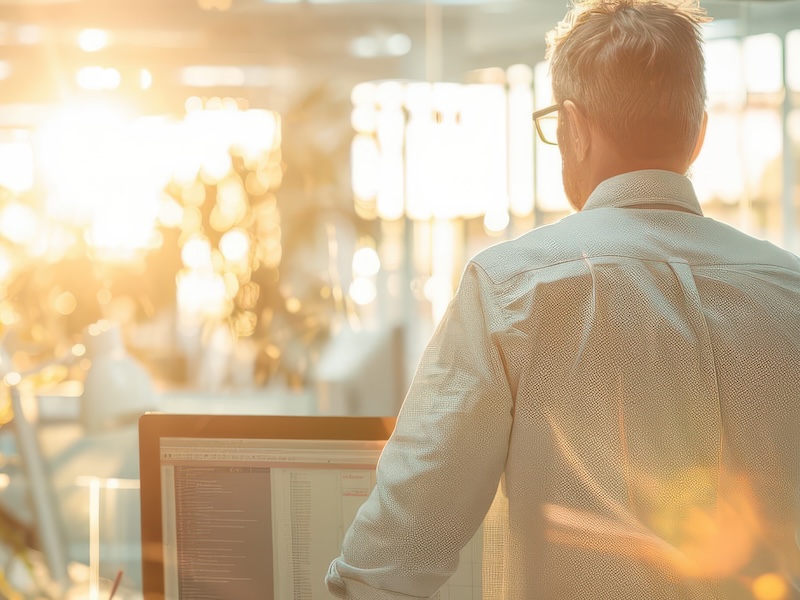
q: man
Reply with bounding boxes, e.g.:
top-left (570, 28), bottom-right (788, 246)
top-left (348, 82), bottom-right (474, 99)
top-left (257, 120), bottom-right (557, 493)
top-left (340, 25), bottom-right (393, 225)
top-left (327, 1), bottom-right (800, 598)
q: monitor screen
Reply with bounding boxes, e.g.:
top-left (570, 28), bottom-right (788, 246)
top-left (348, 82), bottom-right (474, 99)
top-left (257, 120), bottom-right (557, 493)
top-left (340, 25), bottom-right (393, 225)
top-left (140, 415), bottom-right (481, 600)
top-left (160, 437), bottom-right (384, 599)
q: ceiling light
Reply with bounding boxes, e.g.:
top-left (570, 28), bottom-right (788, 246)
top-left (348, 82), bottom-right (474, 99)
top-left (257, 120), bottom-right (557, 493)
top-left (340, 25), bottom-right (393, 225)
top-left (140, 68), bottom-right (153, 90)
top-left (180, 66), bottom-right (286, 87)
top-left (76, 66), bottom-right (121, 90)
top-left (386, 33), bottom-right (411, 57)
top-left (78, 29), bottom-right (108, 52)
top-left (181, 66), bottom-right (246, 87)
top-left (349, 36), bottom-right (380, 59)
top-left (16, 25), bottom-right (42, 45)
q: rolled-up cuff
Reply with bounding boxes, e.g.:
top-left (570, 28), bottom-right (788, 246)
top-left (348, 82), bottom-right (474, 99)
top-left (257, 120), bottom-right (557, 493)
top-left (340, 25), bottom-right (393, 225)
top-left (325, 559), bottom-right (436, 600)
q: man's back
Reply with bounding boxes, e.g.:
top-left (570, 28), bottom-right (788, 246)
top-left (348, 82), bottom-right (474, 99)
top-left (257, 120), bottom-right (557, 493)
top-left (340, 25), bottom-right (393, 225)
top-left (326, 1), bottom-right (800, 596)
top-left (476, 171), bottom-right (800, 598)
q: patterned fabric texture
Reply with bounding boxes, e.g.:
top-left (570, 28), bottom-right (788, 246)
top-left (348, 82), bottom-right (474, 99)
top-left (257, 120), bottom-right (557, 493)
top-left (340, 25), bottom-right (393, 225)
top-left (326, 170), bottom-right (800, 599)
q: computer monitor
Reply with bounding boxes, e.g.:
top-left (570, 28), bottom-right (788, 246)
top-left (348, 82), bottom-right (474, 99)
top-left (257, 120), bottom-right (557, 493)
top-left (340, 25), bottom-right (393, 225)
top-left (138, 413), bottom-right (482, 599)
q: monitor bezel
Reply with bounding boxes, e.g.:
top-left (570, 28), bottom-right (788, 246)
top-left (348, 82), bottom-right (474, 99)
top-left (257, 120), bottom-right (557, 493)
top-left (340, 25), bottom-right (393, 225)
top-left (138, 412), bottom-right (396, 599)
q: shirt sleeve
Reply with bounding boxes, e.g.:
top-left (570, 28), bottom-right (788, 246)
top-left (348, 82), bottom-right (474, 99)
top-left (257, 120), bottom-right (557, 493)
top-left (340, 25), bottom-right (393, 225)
top-left (325, 261), bottom-right (514, 599)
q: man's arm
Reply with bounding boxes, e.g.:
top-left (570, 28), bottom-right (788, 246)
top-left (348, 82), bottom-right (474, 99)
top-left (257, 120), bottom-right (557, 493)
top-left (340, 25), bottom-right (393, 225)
top-left (326, 261), bottom-right (514, 599)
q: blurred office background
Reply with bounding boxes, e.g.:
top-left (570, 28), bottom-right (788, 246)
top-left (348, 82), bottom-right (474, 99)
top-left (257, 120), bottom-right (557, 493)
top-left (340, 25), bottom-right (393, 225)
top-left (0, 0), bottom-right (797, 597)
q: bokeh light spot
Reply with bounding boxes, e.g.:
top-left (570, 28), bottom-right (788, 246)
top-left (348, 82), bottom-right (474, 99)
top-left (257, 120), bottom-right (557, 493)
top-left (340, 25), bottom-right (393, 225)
top-left (352, 246), bottom-right (380, 277)
top-left (285, 297), bottom-right (302, 313)
top-left (54, 291), bottom-right (77, 315)
top-left (752, 573), bottom-right (789, 600)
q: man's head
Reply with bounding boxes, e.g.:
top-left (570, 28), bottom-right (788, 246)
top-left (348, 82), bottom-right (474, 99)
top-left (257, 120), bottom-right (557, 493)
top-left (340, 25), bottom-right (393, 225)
top-left (546, 0), bottom-right (710, 209)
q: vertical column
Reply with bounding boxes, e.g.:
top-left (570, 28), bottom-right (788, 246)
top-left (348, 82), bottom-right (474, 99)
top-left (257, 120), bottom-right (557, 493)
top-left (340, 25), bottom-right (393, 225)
top-left (782, 32), bottom-right (796, 252)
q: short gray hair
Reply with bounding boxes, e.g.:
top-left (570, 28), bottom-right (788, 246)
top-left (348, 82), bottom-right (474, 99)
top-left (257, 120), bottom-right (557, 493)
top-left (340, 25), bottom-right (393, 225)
top-left (547, 0), bottom-right (710, 162)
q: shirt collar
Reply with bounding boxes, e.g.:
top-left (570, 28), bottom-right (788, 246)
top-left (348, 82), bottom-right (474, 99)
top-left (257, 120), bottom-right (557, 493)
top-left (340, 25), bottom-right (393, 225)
top-left (582, 169), bottom-right (703, 216)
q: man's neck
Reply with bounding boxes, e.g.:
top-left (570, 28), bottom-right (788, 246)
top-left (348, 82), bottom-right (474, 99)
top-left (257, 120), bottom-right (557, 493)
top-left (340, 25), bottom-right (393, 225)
top-left (579, 138), bottom-right (689, 208)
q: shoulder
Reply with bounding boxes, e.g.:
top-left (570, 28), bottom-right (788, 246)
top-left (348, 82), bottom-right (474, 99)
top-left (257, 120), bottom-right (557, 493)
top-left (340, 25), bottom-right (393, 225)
top-left (698, 219), bottom-right (800, 272)
top-left (471, 213), bottom-right (596, 284)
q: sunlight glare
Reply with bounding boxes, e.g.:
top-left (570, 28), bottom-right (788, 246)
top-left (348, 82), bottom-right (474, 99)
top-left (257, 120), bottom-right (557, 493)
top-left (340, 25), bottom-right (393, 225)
top-left (0, 133), bottom-right (34, 193)
top-left (0, 203), bottom-right (38, 245)
top-left (37, 105), bottom-right (172, 262)
top-left (176, 270), bottom-right (229, 321)
top-left (85, 205), bottom-right (160, 262)
top-left (159, 197), bottom-right (185, 227)
top-left (235, 109), bottom-right (277, 165)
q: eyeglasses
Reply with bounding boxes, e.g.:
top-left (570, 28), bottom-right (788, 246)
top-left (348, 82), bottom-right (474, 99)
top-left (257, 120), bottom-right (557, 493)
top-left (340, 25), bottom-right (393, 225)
top-left (532, 103), bottom-right (560, 146)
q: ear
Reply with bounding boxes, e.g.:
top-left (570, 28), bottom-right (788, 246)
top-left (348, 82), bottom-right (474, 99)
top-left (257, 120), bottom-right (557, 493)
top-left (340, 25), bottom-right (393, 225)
top-left (689, 111), bottom-right (708, 165)
top-left (562, 100), bottom-right (591, 161)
